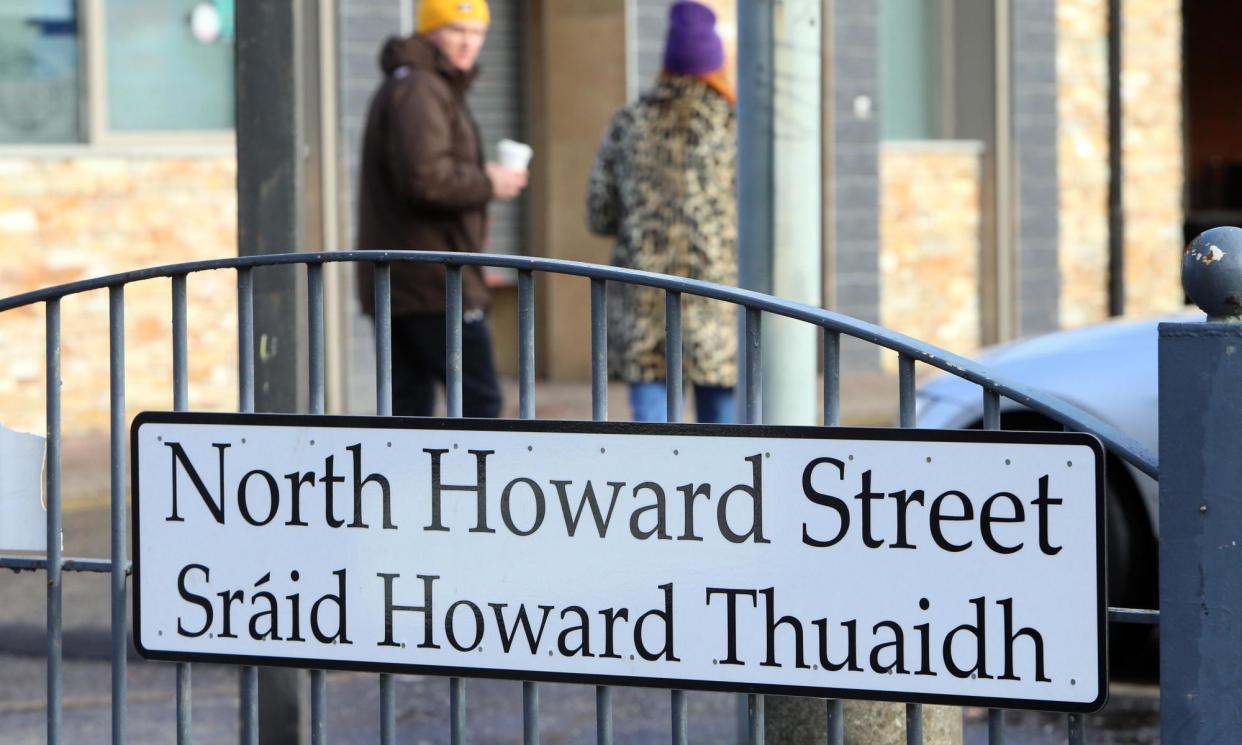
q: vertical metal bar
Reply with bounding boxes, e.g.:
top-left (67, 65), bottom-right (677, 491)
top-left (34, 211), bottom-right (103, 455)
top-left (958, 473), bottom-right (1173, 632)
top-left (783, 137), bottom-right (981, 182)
top-left (985, 377), bottom-right (1005, 745)
top-left (523, 681), bottom-right (540, 745)
top-left (237, 268), bottom-right (258, 745)
top-left (177, 664), bottom-right (192, 745)
top-left (826, 699), bottom-right (843, 745)
top-left (310, 672), bottom-right (326, 745)
top-left (591, 279), bottom-right (607, 420)
top-left (45, 299), bottom-right (62, 745)
top-left (823, 330), bottom-right (840, 426)
top-left (1106, 0), bottom-right (1124, 317)
top-left (446, 265), bottom-right (463, 418)
top-left (446, 265), bottom-right (466, 742)
top-left (665, 291), bottom-right (682, 422)
top-left (743, 307), bottom-right (762, 745)
top-left (109, 286), bottom-right (128, 745)
top-left (1068, 713), bottom-right (1086, 745)
top-left (671, 689), bottom-right (688, 745)
top-left (900, 360), bottom-right (924, 745)
top-left (745, 308), bottom-right (761, 425)
top-left (894, 345), bottom-right (924, 745)
top-left (989, 709), bottom-right (1005, 744)
top-left (519, 271), bottom-right (540, 745)
top-left (983, 389), bottom-right (1001, 431)
top-left (905, 703), bottom-right (923, 745)
top-left (238, 268), bottom-right (256, 413)
top-left (748, 693), bottom-right (764, 745)
top-left (173, 275), bottom-right (189, 411)
top-left (899, 356), bottom-right (921, 745)
top-left (590, 281), bottom-right (613, 745)
top-left (172, 275), bottom-right (191, 743)
top-left (307, 263), bottom-right (325, 415)
top-left (379, 675), bottom-right (395, 745)
top-left (375, 263), bottom-right (393, 416)
top-left (240, 668), bottom-right (258, 745)
top-left (308, 264), bottom-right (327, 745)
top-left (374, 263), bottom-right (396, 745)
top-left (986, 389), bottom-right (1007, 745)
top-left (450, 677), bottom-right (466, 745)
top-left (985, 395), bottom-right (1005, 744)
top-left (899, 343), bottom-right (920, 745)
top-left (519, 270), bottom-right (536, 420)
top-left (898, 354), bottom-right (916, 428)
top-left (596, 686), bottom-right (613, 745)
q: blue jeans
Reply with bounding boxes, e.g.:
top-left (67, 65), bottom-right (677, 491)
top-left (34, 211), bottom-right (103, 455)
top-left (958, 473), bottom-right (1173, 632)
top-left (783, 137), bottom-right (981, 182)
top-left (629, 382), bottom-right (737, 423)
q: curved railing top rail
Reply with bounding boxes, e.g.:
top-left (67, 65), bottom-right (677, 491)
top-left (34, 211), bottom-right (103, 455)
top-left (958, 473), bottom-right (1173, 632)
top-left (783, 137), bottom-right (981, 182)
top-left (0, 250), bottom-right (1158, 479)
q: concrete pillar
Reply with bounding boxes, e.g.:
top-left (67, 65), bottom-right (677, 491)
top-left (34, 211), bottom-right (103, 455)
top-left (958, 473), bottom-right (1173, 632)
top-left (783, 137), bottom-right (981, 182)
top-left (763, 0), bottom-right (822, 426)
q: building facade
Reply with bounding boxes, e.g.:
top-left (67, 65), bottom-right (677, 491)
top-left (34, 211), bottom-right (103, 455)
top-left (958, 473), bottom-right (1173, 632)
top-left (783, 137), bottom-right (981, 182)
top-left (0, 0), bottom-right (1191, 434)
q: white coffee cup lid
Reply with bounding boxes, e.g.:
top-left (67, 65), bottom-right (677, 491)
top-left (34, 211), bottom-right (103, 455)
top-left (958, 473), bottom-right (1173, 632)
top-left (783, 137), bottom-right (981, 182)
top-left (498, 138), bottom-right (533, 169)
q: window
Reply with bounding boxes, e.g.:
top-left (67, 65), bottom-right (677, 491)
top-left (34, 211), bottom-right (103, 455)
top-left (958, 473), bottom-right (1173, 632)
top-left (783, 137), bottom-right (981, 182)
top-left (0, 1), bottom-right (80, 143)
top-left (0, 0), bottom-right (234, 145)
top-left (104, 0), bottom-right (235, 132)
top-left (880, 0), bottom-right (944, 140)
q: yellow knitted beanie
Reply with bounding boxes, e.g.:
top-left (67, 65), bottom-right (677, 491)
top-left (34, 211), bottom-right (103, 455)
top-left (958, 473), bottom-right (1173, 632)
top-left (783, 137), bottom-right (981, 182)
top-left (416, 0), bottom-right (490, 33)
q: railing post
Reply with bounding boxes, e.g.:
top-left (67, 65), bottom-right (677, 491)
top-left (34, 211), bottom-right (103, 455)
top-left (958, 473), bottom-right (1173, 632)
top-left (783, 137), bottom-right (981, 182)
top-left (1160, 226), bottom-right (1242, 742)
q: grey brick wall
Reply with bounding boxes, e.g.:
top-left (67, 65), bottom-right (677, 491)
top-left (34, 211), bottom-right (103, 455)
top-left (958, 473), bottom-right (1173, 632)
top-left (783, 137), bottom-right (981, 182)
top-left (1011, 0), bottom-right (1060, 336)
top-left (632, 0), bottom-right (670, 98)
top-left (828, 0), bottom-right (881, 369)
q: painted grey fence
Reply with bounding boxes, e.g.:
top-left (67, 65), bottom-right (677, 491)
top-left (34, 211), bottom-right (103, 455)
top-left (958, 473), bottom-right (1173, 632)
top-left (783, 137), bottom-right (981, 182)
top-left (1, 243), bottom-right (1210, 744)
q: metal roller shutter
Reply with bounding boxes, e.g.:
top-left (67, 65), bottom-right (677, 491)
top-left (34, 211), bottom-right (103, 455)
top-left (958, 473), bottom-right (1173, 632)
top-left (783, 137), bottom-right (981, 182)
top-left (469, 0), bottom-right (526, 259)
top-left (631, 0), bottom-right (672, 99)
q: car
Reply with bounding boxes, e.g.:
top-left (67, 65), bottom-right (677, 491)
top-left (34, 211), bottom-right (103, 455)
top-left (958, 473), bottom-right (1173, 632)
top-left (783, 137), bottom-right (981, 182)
top-left (915, 312), bottom-right (1196, 674)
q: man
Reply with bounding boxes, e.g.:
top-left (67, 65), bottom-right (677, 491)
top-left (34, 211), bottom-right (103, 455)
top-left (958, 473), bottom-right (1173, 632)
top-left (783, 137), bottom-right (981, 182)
top-left (356, 0), bottom-right (526, 417)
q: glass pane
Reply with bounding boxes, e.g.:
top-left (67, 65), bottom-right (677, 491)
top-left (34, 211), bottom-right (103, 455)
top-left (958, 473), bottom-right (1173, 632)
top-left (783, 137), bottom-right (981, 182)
top-left (105, 0), bottom-right (234, 132)
top-left (0, 0), bottom-right (81, 144)
top-left (880, 0), bottom-right (941, 140)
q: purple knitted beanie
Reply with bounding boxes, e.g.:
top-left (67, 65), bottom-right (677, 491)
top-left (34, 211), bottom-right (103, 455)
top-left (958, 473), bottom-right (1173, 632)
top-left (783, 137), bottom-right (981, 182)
top-left (662, 2), bottom-right (725, 76)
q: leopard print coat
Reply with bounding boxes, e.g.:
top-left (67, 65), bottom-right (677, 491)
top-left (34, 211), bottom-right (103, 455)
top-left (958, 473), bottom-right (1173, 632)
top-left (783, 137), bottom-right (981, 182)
top-left (586, 76), bottom-right (738, 387)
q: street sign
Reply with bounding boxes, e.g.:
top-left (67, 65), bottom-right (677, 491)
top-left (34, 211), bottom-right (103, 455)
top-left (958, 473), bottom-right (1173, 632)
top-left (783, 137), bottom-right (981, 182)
top-left (131, 412), bottom-right (1106, 711)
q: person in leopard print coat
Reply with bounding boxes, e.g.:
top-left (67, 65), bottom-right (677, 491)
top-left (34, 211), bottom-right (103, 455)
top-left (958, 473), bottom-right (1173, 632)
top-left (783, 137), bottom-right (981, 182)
top-left (586, 1), bottom-right (738, 423)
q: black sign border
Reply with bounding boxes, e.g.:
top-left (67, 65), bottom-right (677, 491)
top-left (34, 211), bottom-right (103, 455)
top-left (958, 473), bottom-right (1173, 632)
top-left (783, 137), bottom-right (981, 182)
top-left (131, 411), bottom-right (1108, 713)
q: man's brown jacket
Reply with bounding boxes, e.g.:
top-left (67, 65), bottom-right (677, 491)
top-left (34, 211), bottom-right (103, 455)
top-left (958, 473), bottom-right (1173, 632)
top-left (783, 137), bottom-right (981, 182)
top-left (356, 35), bottom-right (492, 316)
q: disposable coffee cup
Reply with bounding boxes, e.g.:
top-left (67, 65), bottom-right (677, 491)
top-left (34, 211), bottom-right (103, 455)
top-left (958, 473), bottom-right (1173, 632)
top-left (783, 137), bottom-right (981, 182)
top-left (497, 139), bottom-right (533, 171)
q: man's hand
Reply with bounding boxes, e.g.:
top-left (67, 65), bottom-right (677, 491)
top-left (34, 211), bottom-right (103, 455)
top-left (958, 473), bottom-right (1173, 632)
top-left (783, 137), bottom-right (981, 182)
top-left (486, 163), bottom-right (528, 201)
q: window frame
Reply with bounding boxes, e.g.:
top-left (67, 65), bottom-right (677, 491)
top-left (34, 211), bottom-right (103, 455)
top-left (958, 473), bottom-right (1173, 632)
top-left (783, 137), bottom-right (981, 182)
top-left (83, 0), bottom-right (234, 146)
top-left (0, 0), bottom-right (235, 153)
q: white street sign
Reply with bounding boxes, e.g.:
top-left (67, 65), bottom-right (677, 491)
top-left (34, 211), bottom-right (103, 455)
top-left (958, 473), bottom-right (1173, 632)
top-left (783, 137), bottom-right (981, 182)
top-left (132, 413), bottom-right (1106, 711)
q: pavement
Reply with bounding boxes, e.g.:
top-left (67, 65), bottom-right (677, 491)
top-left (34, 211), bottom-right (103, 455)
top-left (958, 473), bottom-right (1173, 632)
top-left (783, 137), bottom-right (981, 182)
top-left (0, 372), bottom-right (1161, 743)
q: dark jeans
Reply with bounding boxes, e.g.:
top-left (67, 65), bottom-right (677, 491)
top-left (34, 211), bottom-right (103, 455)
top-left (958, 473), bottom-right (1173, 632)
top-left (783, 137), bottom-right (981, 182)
top-left (391, 313), bottom-right (502, 418)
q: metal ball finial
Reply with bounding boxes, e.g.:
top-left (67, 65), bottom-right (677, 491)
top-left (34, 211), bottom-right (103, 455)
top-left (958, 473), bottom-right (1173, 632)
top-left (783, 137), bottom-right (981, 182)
top-left (1183, 226), bottom-right (1242, 320)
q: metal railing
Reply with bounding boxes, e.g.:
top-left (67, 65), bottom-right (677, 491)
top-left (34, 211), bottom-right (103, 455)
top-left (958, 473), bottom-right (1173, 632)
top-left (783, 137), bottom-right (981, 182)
top-left (0, 251), bottom-right (1159, 744)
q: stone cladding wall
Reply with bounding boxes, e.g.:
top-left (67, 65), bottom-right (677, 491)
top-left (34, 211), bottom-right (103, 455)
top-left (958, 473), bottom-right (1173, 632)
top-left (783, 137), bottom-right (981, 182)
top-left (0, 155), bottom-right (239, 435)
top-left (1057, 0), bottom-right (1184, 328)
top-left (879, 144), bottom-right (983, 363)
